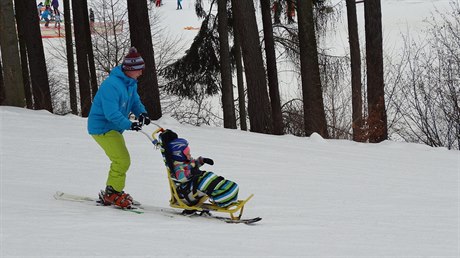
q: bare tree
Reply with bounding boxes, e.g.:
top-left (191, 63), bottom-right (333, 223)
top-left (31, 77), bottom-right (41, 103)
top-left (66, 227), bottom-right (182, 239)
top-left (83, 2), bottom-right (99, 101)
top-left (14, 2), bottom-right (33, 109)
top-left (72, 0), bottom-right (93, 117)
top-left (46, 0), bottom-right (181, 116)
top-left (345, 0), bottom-right (364, 142)
top-left (166, 91), bottom-right (222, 127)
top-left (297, 0), bottom-right (329, 138)
top-left (0, 58), bottom-right (4, 104)
top-left (63, 0), bottom-right (78, 114)
top-left (14, 0), bottom-right (52, 112)
top-left (281, 98), bottom-right (304, 136)
top-left (217, 0), bottom-right (236, 129)
top-left (260, 0), bottom-right (283, 135)
top-left (0, 0), bottom-right (25, 107)
top-left (364, 0), bottom-right (387, 142)
top-left (387, 1), bottom-right (460, 150)
top-left (90, 0), bottom-right (130, 76)
top-left (127, 0), bottom-right (162, 120)
top-left (320, 53), bottom-right (353, 139)
top-left (231, 27), bottom-right (247, 131)
top-left (232, 0), bottom-right (273, 134)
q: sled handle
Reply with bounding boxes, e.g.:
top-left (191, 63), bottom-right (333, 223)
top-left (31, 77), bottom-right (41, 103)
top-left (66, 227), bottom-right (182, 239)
top-left (149, 127), bottom-right (165, 147)
top-left (140, 130), bottom-right (155, 143)
top-left (152, 127), bottom-right (164, 145)
top-left (139, 127), bottom-right (163, 145)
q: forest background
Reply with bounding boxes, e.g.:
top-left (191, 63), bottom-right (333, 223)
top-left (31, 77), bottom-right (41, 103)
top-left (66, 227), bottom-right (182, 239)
top-left (0, 0), bottom-right (458, 150)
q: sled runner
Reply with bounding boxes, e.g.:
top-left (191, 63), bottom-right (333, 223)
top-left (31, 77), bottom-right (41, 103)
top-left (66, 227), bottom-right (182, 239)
top-left (143, 127), bottom-right (257, 221)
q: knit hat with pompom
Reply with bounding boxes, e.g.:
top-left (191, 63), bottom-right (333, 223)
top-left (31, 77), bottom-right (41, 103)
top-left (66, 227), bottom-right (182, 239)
top-left (122, 47), bottom-right (145, 71)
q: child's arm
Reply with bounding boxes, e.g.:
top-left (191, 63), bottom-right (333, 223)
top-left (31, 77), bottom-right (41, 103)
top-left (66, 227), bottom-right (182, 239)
top-left (173, 157), bottom-right (213, 183)
top-left (196, 156), bottom-right (214, 166)
top-left (172, 161), bottom-right (191, 183)
top-left (172, 160), bottom-right (200, 182)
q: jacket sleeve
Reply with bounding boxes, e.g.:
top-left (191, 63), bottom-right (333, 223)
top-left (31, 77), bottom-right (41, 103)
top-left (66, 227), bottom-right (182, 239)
top-left (173, 159), bottom-right (202, 183)
top-left (195, 157), bottom-right (204, 167)
top-left (99, 84), bottom-right (132, 130)
top-left (172, 161), bottom-right (192, 183)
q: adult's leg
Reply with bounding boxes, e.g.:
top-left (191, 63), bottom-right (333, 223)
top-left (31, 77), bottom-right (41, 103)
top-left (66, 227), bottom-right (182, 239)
top-left (92, 130), bottom-right (131, 192)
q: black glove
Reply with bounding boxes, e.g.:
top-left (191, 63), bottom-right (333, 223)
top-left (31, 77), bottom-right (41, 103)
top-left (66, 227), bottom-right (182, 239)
top-left (202, 158), bottom-right (214, 165)
top-left (191, 167), bottom-right (204, 177)
top-left (130, 122), bottom-right (142, 131)
top-left (138, 113), bottom-right (151, 126)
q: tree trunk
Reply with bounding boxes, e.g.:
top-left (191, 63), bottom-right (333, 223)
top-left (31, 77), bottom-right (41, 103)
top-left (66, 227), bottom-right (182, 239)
top-left (13, 0), bottom-right (52, 112)
top-left (273, 1), bottom-right (281, 24)
top-left (297, 0), bottom-right (329, 138)
top-left (0, 0), bottom-right (25, 107)
top-left (16, 28), bottom-right (33, 109)
top-left (127, 0), bottom-right (162, 120)
top-left (231, 0), bottom-right (272, 134)
top-left (218, 0), bottom-right (236, 129)
top-left (0, 55), bottom-right (4, 104)
top-left (81, 0), bottom-right (98, 100)
top-left (231, 18), bottom-right (247, 131)
top-left (13, 2), bottom-right (33, 109)
top-left (364, 0), bottom-right (387, 142)
top-left (63, 0), bottom-right (78, 115)
top-left (72, 0), bottom-right (92, 117)
top-left (345, 0), bottom-right (364, 142)
top-left (260, 0), bottom-right (283, 135)
top-left (286, 0), bottom-right (295, 24)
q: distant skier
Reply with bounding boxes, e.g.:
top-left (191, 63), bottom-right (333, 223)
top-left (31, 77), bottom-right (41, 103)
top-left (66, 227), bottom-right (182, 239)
top-left (41, 7), bottom-right (51, 27)
top-left (51, 0), bottom-right (59, 15)
top-left (89, 8), bottom-right (95, 22)
top-left (89, 8), bottom-right (95, 32)
top-left (37, 2), bottom-right (44, 16)
top-left (54, 11), bottom-right (61, 28)
top-left (177, 0), bottom-right (182, 10)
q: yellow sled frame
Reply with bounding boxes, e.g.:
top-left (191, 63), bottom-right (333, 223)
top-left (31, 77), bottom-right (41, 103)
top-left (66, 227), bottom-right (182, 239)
top-left (151, 127), bottom-right (254, 220)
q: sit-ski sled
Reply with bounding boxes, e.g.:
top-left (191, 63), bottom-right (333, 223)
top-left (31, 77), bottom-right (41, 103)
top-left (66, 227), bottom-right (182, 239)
top-left (141, 127), bottom-right (260, 222)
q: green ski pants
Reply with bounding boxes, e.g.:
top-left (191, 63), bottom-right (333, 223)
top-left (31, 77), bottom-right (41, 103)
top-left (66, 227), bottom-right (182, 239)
top-left (92, 130), bottom-right (131, 192)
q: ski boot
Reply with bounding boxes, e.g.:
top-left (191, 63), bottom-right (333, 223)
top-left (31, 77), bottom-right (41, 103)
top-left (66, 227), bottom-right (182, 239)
top-left (99, 186), bottom-right (133, 209)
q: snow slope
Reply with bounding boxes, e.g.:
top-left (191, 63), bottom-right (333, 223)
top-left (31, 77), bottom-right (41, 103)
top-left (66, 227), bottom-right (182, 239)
top-left (1, 106), bottom-right (458, 257)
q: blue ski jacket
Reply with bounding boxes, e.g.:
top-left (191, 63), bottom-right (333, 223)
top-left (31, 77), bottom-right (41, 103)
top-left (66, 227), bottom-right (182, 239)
top-left (87, 65), bottom-right (147, 135)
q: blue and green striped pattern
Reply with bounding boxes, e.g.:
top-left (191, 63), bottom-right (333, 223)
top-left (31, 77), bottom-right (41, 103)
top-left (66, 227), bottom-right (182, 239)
top-left (197, 171), bottom-right (239, 207)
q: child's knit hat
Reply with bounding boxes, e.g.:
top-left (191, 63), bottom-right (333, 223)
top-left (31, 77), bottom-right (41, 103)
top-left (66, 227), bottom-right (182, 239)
top-left (122, 47), bottom-right (145, 71)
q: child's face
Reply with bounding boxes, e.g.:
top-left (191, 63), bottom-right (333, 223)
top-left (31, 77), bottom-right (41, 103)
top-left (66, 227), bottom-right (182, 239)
top-left (183, 146), bottom-right (191, 160)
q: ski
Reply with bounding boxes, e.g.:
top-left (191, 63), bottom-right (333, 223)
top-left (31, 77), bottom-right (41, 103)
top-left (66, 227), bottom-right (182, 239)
top-left (54, 191), bottom-right (261, 224)
top-left (54, 191), bottom-right (144, 214)
top-left (181, 210), bottom-right (261, 224)
top-left (203, 215), bottom-right (262, 224)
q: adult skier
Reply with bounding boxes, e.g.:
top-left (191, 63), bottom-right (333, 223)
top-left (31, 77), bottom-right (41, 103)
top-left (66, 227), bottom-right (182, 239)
top-left (87, 47), bottom-right (151, 208)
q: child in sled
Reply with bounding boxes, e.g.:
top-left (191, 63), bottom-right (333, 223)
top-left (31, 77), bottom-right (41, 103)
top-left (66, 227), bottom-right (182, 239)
top-left (165, 136), bottom-right (239, 210)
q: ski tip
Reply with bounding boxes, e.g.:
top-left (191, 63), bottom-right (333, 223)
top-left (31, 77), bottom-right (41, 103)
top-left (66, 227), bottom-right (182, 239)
top-left (225, 217), bottom-right (262, 224)
top-left (54, 191), bottom-right (64, 199)
top-left (245, 217), bottom-right (262, 224)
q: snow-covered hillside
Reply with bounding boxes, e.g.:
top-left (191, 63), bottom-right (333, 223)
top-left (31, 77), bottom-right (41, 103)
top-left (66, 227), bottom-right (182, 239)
top-left (1, 106), bottom-right (458, 257)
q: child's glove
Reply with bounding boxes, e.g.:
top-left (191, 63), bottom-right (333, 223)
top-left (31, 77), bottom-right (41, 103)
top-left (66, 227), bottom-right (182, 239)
top-left (191, 167), bottom-right (204, 177)
top-left (201, 157), bottom-right (214, 165)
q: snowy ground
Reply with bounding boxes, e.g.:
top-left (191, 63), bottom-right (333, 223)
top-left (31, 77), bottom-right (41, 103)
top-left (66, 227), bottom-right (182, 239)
top-left (1, 106), bottom-right (458, 257)
top-left (4, 1), bottom-right (458, 257)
